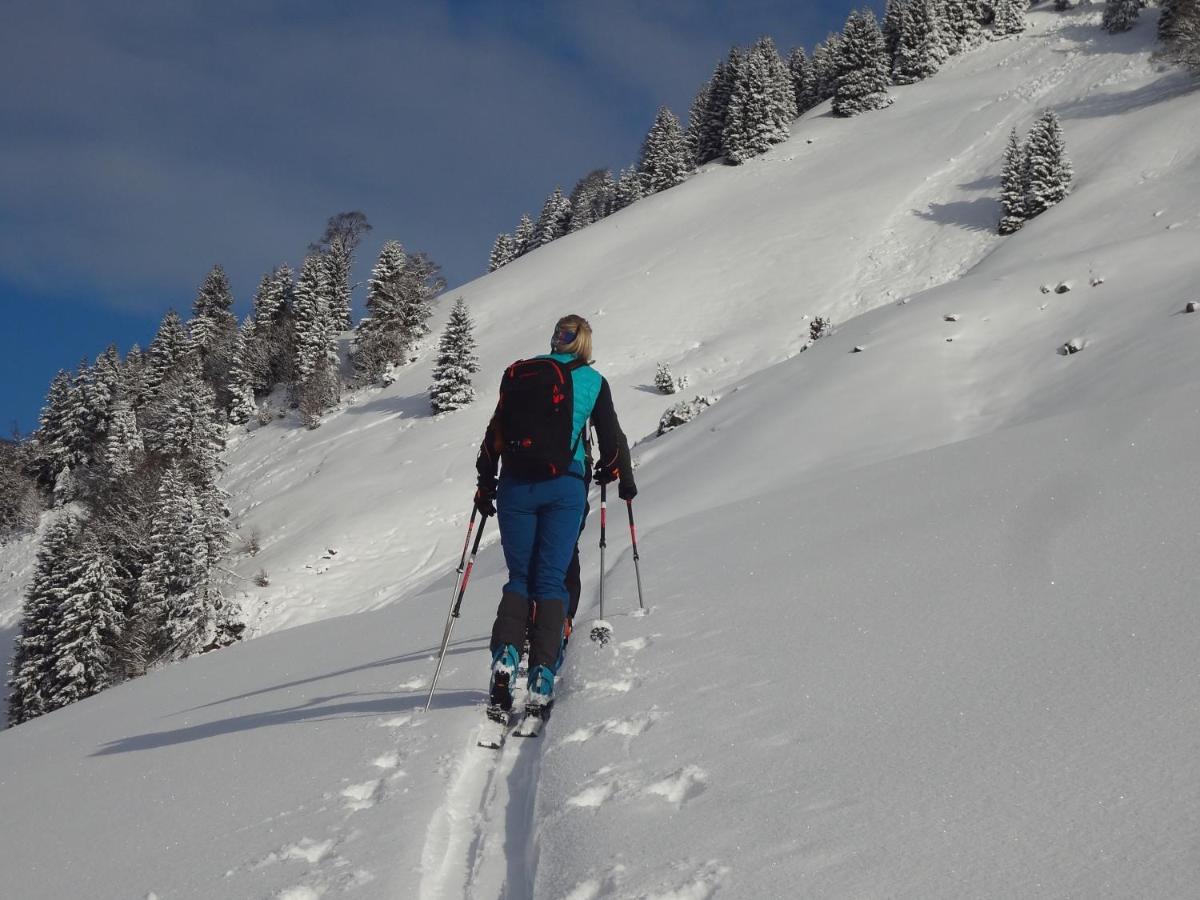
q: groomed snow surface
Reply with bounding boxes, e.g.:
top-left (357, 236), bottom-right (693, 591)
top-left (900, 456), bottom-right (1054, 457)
top-left (2, 8), bottom-right (1199, 898)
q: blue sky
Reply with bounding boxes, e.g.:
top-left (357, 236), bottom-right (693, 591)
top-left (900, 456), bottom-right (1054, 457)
top-left (1, 0), bottom-right (874, 434)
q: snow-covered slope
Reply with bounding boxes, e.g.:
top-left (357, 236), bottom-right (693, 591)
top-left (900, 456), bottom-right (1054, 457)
top-left (3, 8), bottom-right (1199, 898)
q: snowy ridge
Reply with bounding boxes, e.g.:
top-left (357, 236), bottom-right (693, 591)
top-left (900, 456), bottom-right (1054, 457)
top-left (3, 9), bottom-right (1200, 898)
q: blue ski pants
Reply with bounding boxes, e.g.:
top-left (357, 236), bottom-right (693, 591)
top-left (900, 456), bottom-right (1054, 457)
top-left (497, 469), bottom-right (587, 605)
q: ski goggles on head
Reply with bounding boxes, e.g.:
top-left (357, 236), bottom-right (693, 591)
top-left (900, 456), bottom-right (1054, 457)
top-left (552, 326), bottom-right (577, 347)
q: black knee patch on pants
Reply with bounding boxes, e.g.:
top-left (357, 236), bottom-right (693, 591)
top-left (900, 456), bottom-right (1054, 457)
top-left (491, 592), bottom-right (529, 655)
top-left (528, 599), bottom-right (566, 671)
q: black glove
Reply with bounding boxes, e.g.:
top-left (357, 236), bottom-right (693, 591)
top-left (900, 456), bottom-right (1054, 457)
top-left (618, 479), bottom-right (638, 502)
top-left (593, 461), bottom-right (619, 486)
top-left (475, 481), bottom-right (496, 517)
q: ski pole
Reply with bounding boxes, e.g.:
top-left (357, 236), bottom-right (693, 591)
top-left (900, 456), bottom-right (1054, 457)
top-left (599, 481), bottom-right (607, 619)
top-left (425, 511), bottom-right (489, 712)
top-left (626, 500), bottom-right (645, 611)
top-left (430, 507), bottom-right (478, 676)
top-left (590, 482), bottom-right (612, 644)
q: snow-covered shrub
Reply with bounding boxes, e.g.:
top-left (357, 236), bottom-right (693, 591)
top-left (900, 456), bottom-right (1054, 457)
top-left (810, 316), bottom-right (832, 341)
top-left (657, 395), bottom-right (717, 435)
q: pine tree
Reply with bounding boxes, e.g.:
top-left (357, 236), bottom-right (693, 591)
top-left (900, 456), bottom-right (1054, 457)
top-left (87, 345), bottom-right (123, 442)
top-left (1102, 0), bottom-right (1141, 33)
top-left (513, 214), bottom-right (536, 257)
top-left (144, 310), bottom-right (194, 399)
top-left (998, 127), bottom-right (1028, 234)
top-left (354, 241), bottom-right (444, 384)
top-left (991, 0), bottom-right (1027, 37)
top-left (567, 169), bottom-right (616, 232)
top-left (811, 35), bottom-right (843, 102)
top-left (883, 0), bottom-right (907, 62)
top-left (696, 49), bottom-right (743, 164)
top-left (190, 265), bottom-right (237, 357)
top-left (684, 79), bottom-right (714, 166)
top-left (488, 233), bottom-right (515, 271)
top-left (104, 393), bottom-right (143, 478)
top-left (1023, 110), bottom-right (1072, 218)
top-left (309, 212), bottom-right (372, 332)
top-left (47, 533), bottom-right (123, 709)
top-left (135, 463), bottom-right (212, 662)
top-left (144, 365), bottom-right (226, 473)
top-left (7, 517), bottom-right (78, 725)
top-left (429, 298), bottom-right (480, 413)
top-left (32, 371), bottom-right (74, 489)
top-left (654, 362), bottom-right (678, 394)
top-left (833, 11), bottom-right (892, 117)
top-left (893, 0), bottom-right (943, 83)
top-left (757, 37), bottom-right (798, 132)
top-left (612, 167), bottom-right (645, 211)
top-left (248, 264), bottom-right (297, 393)
top-left (638, 106), bottom-right (690, 190)
top-left (293, 253), bottom-right (340, 424)
top-left (227, 318), bottom-right (258, 425)
top-left (788, 47), bottom-right (818, 115)
top-left (1159, 0), bottom-right (1200, 72)
top-left (941, 0), bottom-right (984, 53)
top-left (535, 187), bottom-right (573, 246)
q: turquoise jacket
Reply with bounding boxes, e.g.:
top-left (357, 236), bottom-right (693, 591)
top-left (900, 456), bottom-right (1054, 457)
top-left (538, 352), bottom-right (601, 467)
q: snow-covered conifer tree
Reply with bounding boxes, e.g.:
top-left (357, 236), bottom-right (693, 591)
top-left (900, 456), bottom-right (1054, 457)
top-left (135, 463), bottom-right (210, 662)
top-left (684, 80), bottom-right (713, 166)
top-left (47, 533), bottom-right (123, 709)
top-left (488, 233), bottom-right (515, 271)
top-left (1159, 0), bottom-right (1200, 71)
top-left (991, 0), bottom-right (1027, 36)
top-left (32, 370), bottom-right (74, 489)
top-left (429, 298), bottom-right (479, 413)
top-left (309, 212), bottom-right (372, 332)
top-left (612, 167), bottom-right (645, 211)
top-left (883, 0), bottom-right (907, 62)
top-left (7, 517), bottom-right (78, 725)
top-left (227, 318), bottom-right (258, 426)
top-left (723, 40), bottom-right (795, 165)
top-left (535, 187), bottom-right (573, 246)
top-left (190, 265), bottom-right (237, 357)
top-left (638, 106), bottom-right (690, 190)
top-left (144, 310), bottom-right (194, 399)
top-left (104, 394), bottom-right (143, 478)
top-left (1102, 0), bottom-right (1141, 33)
top-left (941, 0), bottom-right (984, 54)
top-left (567, 169), bottom-right (616, 232)
top-left (512, 214), bottom-right (536, 257)
top-left (354, 241), bottom-right (444, 385)
top-left (293, 253), bottom-right (341, 424)
top-left (811, 35), bottom-right (843, 102)
top-left (1023, 110), bottom-right (1072, 218)
top-left (788, 47), bottom-right (818, 115)
top-left (655, 362), bottom-right (678, 394)
top-left (833, 11), bottom-right (891, 117)
top-left (893, 0), bottom-right (943, 83)
top-left (998, 127), bottom-right (1028, 234)
top-left (697, 50), bottom-right (743, 164)
top-left (757, 37), bottom-right (798, 130)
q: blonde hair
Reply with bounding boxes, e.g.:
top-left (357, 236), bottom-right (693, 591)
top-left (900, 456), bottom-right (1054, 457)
top-left (553, 314), bottom-right (593, 362)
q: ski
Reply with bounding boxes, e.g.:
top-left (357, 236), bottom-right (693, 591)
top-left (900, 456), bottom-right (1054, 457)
top-left (513, 701), bottom-right (553, 738)
top-left (477, 705), bottom-right (513, 749)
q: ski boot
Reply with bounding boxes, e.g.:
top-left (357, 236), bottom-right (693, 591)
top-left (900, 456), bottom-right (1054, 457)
top-left (488, 643), bottom-right (520, 714)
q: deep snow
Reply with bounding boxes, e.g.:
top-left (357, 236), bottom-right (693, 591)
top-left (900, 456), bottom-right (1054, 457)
top-left (2, 7), bottom-right (1199, 898)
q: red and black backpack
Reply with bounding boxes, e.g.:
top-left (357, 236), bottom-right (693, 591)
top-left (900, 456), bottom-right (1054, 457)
top-left (495, 357), bottom-right (589, 480)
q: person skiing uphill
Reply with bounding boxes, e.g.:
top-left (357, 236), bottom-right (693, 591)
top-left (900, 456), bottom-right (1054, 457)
top-left (475, 314), bottom-right (636, 716)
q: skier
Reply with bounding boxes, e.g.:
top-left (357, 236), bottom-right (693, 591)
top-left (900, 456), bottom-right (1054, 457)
top-left (475, 314), bottom-right (636, 719)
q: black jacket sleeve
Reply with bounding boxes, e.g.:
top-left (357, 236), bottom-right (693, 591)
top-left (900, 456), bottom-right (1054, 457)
top-left (591, 378), bottom-right (634, 489)
top-left (476, 399), bottom-right (502, 488)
